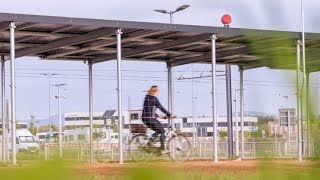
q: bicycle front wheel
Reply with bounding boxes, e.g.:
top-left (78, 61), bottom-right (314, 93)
top-left (167, 134), bottom-right (192, 162)
top-left (129, 134), bottom-right (153, 162)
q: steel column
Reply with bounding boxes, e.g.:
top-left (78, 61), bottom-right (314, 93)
top-left (296, 40), bottom-right (302, 162)
top-left (167, 64), bottom-right (173, 126)
top-left (116, 28), bottom-right (123, 164)
top-left (306, 71), bottom-right (311, 158)
top-left (6, 99), bottom-right (10, 162)
top-left (239, 66), bottom-right (245, 160)
top-left (288, 109), bottom-right (291, 144)
top-left (234, 89), bottom-right (239, 157)
top-left (88, 61), bottom-right (94, 163)
top-left (9, 22), bottom-right (17, 165)
top-left (48, 76), bottom-right (51, 130)
top-left (192, 64), bottom-right (196, 148)
top-left (225, 65), bottom-right (233, 159)
top-left (211, 34), bottom-right (218, 163)
top-left (58, 86), bottom-right (63, 158)
top-left (1, 56), bottom-right (6, 163)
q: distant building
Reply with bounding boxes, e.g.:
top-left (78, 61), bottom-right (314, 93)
top-left (64, 110), bottom-right (258, 137)
top-left (64, 110), bottom-right (130, 130)
top-left (276, 108), bottom-right (297, 139)
top-left (279, 108), bottom-right (296, 127)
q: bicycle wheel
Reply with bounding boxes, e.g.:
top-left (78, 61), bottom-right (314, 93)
top-left (129, 134), bottom-right (153, 162)
top-left (167, 134), bottom-right (192, 162)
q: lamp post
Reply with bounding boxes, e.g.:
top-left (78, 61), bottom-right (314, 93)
top-left (154, 5), bottom-right (190, 24)
top-left (234, 88), bottom-right (242, 157)
top-left (154, 4), bottom-right (190, 133)
top-left (53, 83), bottom-right (67, 159)
top-left (41, 73), bottom-right (59, 130)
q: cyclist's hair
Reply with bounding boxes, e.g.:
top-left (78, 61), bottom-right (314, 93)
top-left (148, 85), bottom-right (158, 95)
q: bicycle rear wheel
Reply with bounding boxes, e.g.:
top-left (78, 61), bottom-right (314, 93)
top-left (167, 134), bottom-right (192, 162)
top-left (129, 134), bottom-right (153, 162)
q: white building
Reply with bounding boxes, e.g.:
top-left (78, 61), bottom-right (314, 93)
top-left (64, 110), bottom-right (258, 137)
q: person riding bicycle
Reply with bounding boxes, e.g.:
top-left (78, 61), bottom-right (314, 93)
top-left (142, 85), bottom-right (176, 154)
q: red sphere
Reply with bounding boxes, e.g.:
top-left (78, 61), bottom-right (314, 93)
top-left (221, 14), bottom-right (232, 25)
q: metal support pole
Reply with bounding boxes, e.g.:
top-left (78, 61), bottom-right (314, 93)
top-left (9, 22), bottom-right (17, 165)
top-left (128, 97), bottom-right (132, 140)
top-left (88, 61), bottom-right (93, 163)
top-left (1, 56), bottom-right (6, 163)
top-left (192, 64), bottom-right (196, 149)
top-left (211, 34), bottom-right (218, 163)
top-left (239, 66), bottom-right (245, 160)
top-left (306, 71), bottom-right (311, 158)
top-left (288, 109), bottom-right (291, 146)
top-left (234, 90), bottom-right (239, 157)
top-left (6, 99), bottom-right (10, 162)
top-left (296, 40), bottom-right (302, 162)
top-left (167, 64), bottom-right (173, 126)
top-left (170, 13), bottom-right (173, 24)
top-left (116, 28), bottom-right (123, 164)
top-left (225, 65), bottom-right (233, 158)
top-left (48, 76), bottom-right (52, 130)
top-left (58, 86), bottom-right (63, 158)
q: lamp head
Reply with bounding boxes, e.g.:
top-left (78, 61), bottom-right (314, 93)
top-left (176, 5), bottom-right (190, 12)
top-left (154, 9), bottom-right (169, 14)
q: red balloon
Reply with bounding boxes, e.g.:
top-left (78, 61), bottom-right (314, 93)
top-left (221, 14), bottom-right (232, 25)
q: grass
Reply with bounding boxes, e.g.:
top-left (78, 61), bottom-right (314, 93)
top-left (1, 159), bottom-right (320, 180)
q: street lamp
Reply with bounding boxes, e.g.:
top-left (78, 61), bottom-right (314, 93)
top-left (154, 5), bottom-right (190, 24)
top-left (41, 73), bottom-right (60, 130)
top-left (234, 88), bottom-right (243, 158)
top-left (53, 83), bottom-right (67, 159)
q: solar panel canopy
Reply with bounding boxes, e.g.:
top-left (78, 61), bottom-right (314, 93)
top-left (0, 13), bottom-right (320, 72)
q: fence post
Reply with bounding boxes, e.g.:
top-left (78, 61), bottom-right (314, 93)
top-left (97, 142), bottom-right (100, 161)
top-left (226, 142), bottom-right (228, 158)
top-left (78, 143), bottom-right (80, 161)
top-left (276, 142), bottom-right (278, 158)
top-left (111, 145), bottom-right (114, 161)
top-left (253, 142), bottom-right (256, 159)
top-left (80, 144), bottom-right (83, 162)
top-left (38, 144), bottom-right (41, 159)
top-left (44, 144), bottom-right (48, 161)
top-left (284, 142), bottom-right (288, 156)
top-left (199, 142), bottom-right (202, 159)
top-left (278, 142), bottom-right (282, 158)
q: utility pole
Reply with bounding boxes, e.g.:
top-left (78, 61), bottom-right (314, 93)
top-left (53, 83), bottom-right (66, 159)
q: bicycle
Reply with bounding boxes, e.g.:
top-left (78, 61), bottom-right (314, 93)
top-left (128, 122), bottom-right (192, 163)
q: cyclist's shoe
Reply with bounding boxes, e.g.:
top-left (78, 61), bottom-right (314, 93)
top-left (150, 136), bottom-right (160, 142)
top-left (161, 150), bottom-right (170, 154)
top-left (141, 146), bottom-right (150, 153)
top-left (155, 150), bottom-right (162, 157)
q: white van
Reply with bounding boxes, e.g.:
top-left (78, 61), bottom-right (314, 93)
top-left (15, 129), bottom-right (39, 152)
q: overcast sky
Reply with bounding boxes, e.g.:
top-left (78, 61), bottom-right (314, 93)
top-left (0, 0), bottom-right (319, 121)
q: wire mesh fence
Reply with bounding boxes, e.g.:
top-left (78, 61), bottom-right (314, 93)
top-left (10, 140), bottom-right (308, 163)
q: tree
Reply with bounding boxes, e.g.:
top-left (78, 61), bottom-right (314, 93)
top-left (51, 124), bottom-right (58, 132)
top-left (219, 131), bottom-right (227, 140)
top-left (28, 115), bottom-right (37, 135)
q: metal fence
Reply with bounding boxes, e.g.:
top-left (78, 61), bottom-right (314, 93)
top-left (27, 140), bottom-right (310, 162)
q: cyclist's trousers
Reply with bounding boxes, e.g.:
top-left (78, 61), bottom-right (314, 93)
top-left (142, 118), bottom-right (165, 150)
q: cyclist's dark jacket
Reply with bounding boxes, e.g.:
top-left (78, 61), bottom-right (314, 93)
top-left (142, 95), bottom-right (171, 119)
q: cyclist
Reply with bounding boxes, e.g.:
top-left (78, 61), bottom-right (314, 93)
top-left (142, 85), bottom-right (176, 154)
